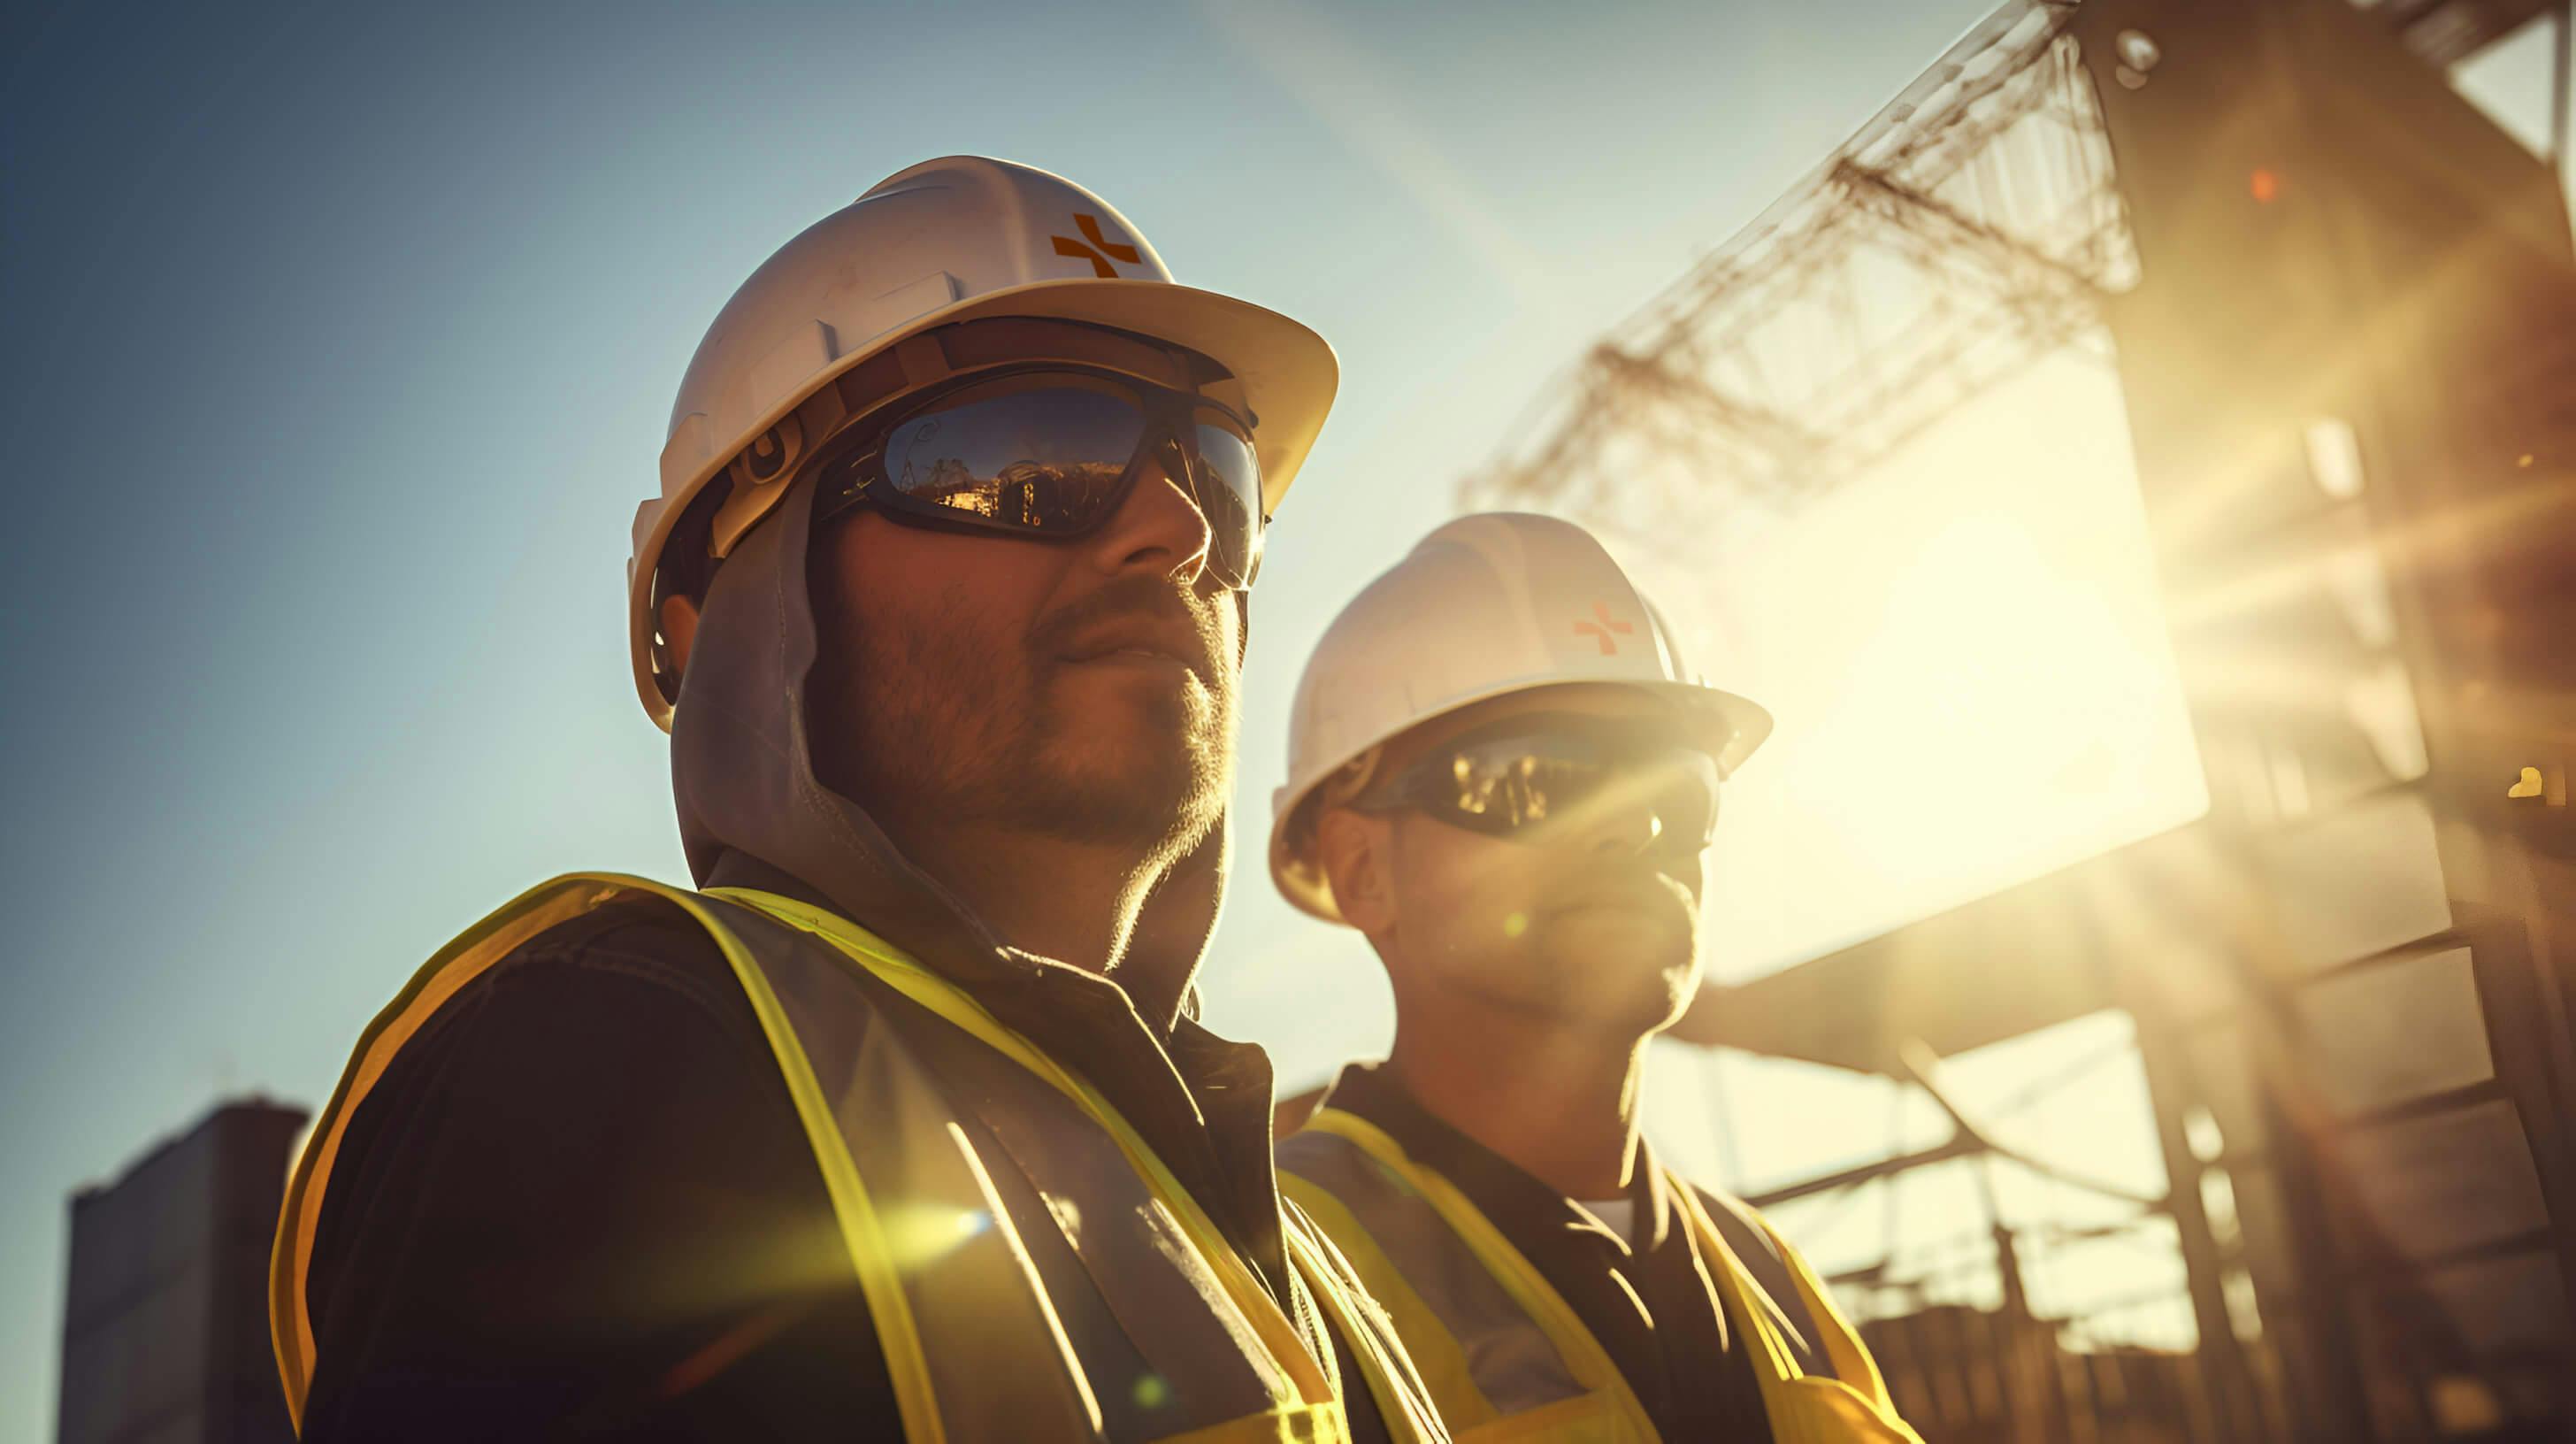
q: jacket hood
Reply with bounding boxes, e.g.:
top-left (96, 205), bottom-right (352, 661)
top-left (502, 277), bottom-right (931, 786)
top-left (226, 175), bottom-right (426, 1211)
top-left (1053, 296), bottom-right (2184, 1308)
top-left (669, 472), bottom-right (1229, 1014)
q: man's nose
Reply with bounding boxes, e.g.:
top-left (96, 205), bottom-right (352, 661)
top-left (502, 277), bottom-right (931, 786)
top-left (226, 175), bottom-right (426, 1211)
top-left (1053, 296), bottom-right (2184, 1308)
top-left (1085, 444), bottom-right (1211, 583)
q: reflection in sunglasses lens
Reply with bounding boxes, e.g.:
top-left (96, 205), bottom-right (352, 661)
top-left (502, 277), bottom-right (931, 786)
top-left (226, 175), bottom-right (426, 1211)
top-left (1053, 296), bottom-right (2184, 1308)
top-left (1432, 741), bottom-right (1717, 845)
top-left (1192, 419), bottom-right (1262, 585)
top-left (885, 382), bottom-right (1147, 529)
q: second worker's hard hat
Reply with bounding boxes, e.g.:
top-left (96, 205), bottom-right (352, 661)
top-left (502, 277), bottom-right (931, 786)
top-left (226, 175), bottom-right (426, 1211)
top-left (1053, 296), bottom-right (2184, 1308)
top-left (627, 155), bottom-right (1338, 729)
top-left (1269, 511), bottom-right (1773, 924)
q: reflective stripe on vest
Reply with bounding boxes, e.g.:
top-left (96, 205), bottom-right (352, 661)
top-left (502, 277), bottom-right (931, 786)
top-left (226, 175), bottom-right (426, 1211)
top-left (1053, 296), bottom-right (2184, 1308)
top-left (1279, 1108), bottom-right (1923, 1444)
top-left (271, 874), bottom-right (1443, 1443)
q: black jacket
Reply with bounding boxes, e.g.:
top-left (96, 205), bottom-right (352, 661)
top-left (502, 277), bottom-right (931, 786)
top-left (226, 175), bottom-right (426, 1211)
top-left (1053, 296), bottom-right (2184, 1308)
top-left (299, 855), bottom-right (1393, 1442)
top-left (1319, 1063), bottom-right (1818, 1444)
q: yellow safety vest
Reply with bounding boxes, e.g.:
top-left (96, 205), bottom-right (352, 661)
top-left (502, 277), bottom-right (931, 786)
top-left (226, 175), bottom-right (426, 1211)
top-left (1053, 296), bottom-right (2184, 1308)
top-left (1280, 1107), bottom-right (1921, 1444)
top-left (272, 874), bottom-right (1446, 1444)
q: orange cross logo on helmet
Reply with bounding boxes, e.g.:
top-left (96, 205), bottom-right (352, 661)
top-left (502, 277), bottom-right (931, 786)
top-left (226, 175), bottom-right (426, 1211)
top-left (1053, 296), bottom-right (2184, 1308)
top-left (1051, 213), bottom-right (1141, 277)
top-left (1574, 601), bottom-right (1635, 655)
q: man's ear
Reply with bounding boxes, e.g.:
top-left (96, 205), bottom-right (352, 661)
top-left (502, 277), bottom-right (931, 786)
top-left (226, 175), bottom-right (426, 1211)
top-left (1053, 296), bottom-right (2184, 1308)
top-left (1317, 808), bottom-right (1398, 935)
top-left (659, 594), bottom-right (702, 679)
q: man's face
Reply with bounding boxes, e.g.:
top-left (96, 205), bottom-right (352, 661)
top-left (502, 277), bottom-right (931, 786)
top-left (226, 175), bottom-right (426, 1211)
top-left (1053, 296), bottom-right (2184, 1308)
top-left (807, 451), bottom-right (1240, 866)
top-left (1330, 685), bottom-right (1714, 1038)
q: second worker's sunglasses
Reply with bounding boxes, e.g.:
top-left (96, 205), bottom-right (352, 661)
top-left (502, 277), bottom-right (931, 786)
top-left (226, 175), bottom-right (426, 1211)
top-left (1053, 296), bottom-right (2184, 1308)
top-left (1351, 715), bottom-right (1723, 850)
top-left (800, 332), bottom-right (1266, 588)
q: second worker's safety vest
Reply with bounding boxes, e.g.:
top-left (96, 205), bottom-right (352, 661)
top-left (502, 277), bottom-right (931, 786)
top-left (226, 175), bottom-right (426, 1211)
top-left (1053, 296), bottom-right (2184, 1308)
top-left (271, 874), bottom-right (1447, 1444)
top-left (1279, 1107), bottom-right (1922, 1444)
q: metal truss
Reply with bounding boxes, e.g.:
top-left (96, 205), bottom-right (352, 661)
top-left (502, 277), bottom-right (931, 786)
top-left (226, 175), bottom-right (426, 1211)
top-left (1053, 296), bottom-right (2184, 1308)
top-left (1467, 0), bottom-right (2135, 525)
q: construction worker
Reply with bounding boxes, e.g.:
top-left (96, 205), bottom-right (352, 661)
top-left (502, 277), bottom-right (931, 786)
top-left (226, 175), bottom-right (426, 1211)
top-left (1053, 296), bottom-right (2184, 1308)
top-left (268, 157), bottom-right (1444, 1443)
top-left (1269, 513), bottom-right (1922, 1443)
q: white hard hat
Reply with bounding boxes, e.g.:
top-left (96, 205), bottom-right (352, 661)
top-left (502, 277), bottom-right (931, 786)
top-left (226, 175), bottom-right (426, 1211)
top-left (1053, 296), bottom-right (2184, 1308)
top-left (1268, 511), bottom-right (1773, 923)
top-left (627, 155), bottom-right (1338, 728)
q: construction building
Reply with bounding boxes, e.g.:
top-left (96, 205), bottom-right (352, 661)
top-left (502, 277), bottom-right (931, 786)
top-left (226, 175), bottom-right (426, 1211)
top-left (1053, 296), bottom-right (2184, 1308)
top-left (58, 1101), bottom-right (308, 1444)
top-left (1468, 1), bottom-right (2576, 1440)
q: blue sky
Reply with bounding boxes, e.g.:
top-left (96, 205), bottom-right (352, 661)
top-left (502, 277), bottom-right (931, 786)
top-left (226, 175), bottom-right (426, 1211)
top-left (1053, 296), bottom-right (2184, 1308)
top-left (6, 1), bottom-right (2567, 1436)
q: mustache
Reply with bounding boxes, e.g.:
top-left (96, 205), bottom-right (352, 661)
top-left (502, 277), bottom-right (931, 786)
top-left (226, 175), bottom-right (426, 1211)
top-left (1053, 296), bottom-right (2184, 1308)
top-left (1545, 864), bottom-right (1698, 912)
top-left (1026, 573), bottom-right (1228, 673)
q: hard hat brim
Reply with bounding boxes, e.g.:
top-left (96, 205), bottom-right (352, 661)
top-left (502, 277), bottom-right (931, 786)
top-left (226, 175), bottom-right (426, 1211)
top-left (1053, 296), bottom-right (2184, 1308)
top-left (629, 277), bottom-right (1338, 730)
top-left (1265, 678), bottom-right (1775, 926)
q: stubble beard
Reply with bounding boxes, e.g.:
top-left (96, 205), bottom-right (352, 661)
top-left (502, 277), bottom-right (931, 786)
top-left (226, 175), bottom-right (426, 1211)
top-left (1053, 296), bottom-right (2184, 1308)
top-left (841, 584), bottom-right (1236, 868)
top-left (1015, 649), bottom-right (1234, 867)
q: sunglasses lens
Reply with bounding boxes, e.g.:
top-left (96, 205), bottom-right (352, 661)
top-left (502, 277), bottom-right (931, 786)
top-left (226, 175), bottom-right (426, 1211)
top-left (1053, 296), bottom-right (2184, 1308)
top-left (1425, 738), bottom-right (1589, 834)
top-left (1650, 753), bottom-right (1721, 846)
top-left (879, 376), bottom-right (1148, 531)
top-left (1191, 415), bottom-right (1264, 588)
top-left (1422, 734), bottom-right (1720, 845)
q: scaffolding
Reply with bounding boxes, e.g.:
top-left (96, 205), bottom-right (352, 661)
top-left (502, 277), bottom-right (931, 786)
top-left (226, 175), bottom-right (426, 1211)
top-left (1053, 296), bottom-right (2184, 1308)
top-left (1470, 1), bottom-right (2576, 1440)
top-left (1474, 2), bottom-right (2135, 521)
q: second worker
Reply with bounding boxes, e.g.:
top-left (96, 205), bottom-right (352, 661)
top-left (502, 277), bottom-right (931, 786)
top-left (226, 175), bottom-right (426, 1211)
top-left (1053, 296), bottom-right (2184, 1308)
top-left (1269, 512), bottom-right (1923, 1444)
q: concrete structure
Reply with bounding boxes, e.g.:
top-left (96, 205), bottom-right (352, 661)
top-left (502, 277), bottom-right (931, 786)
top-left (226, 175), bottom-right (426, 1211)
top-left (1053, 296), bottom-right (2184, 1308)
top-left (58, 1101), bottom-right (309, 1444)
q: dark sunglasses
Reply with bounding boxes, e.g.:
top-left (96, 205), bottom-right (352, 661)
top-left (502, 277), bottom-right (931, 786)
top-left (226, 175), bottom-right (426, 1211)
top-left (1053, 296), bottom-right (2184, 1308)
top-left (809, 365), bottom-right (1266, 589)
top-left (1353, 716), bottom-right (1722, 849)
